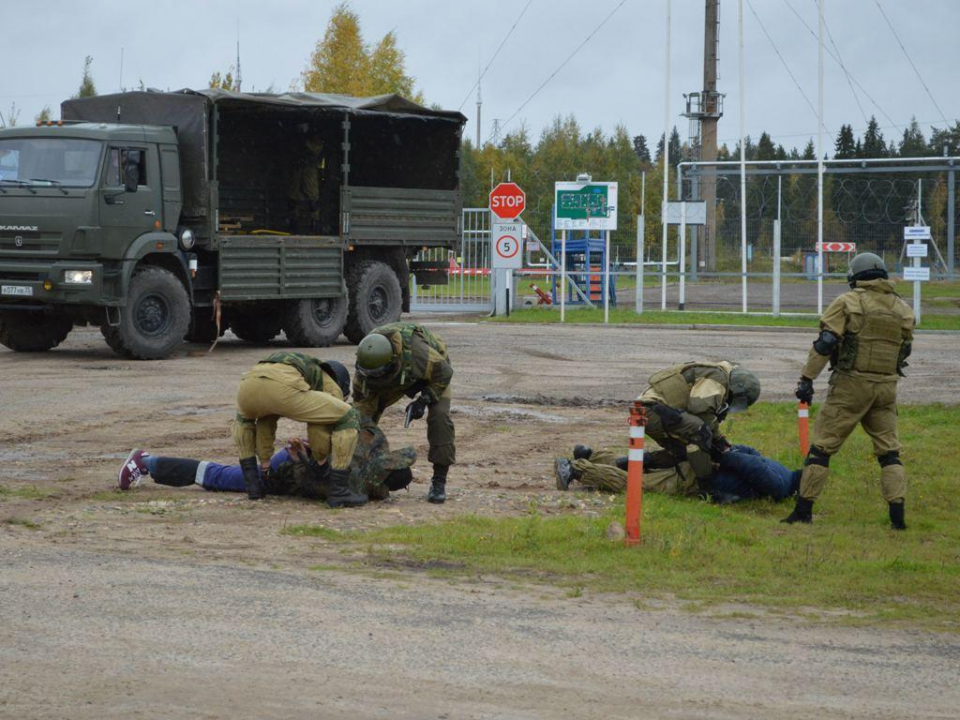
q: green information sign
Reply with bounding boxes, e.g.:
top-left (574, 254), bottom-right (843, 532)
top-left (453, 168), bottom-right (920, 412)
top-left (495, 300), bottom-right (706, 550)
top-left (554, 181), bottom-right (618, 230)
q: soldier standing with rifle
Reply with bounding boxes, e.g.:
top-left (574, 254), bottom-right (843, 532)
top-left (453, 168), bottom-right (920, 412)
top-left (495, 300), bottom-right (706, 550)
top-left (783, 253), bottom-right (915, 529)
top-left (353, 323), bottom-right (455, 504)
top-left (287, 125), bottom-right (324, 234)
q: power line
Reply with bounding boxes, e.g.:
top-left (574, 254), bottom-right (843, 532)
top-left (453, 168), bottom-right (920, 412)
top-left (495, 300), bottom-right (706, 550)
top-left (457, 0), bottom-right (533, 112)
top-left (873, 0), bottom-right (949, 127)
top-left (746, 0), bottom-right (819, 125)
top-left (819, 7), bottom-right (867, 125)
top-left (781, 0), bottom-right (897, 129)
top-left (717, 115), bottom-right (959, 148)
top-left (492, 0), bottom-right (628, 141)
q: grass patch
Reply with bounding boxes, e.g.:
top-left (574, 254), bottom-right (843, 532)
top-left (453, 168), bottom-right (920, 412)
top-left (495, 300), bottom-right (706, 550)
top-left (5, 517), bottom-right (42, 530)
top-left (486, 306), bottom-right (960, 331)
top-left (282, 524), bottom-right (344, 541)
top-left (352, 403), bottom-right (960, 630)
top-left (0, 485), bottom-right (59, 500)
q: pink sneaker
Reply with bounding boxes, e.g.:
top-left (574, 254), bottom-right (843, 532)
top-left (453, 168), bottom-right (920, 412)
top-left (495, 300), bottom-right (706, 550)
top-left (118, 449), bottom-right (150, 490)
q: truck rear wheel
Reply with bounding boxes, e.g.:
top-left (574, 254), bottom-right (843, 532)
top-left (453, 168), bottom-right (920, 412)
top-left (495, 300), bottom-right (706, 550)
top-left (0, 310), bottom-right (73, 352)
top-left (229, 308), bottom-right (282, 344)
top-left (283, 296), bottom-right (346, 347)
top-left (101, 266), bottom-right (190, 359)
top-left (344, 260), bottom-right (402, 344)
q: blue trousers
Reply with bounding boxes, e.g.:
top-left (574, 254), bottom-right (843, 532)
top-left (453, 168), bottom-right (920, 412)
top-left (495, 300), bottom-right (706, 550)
top-left (146, 450), bottom-right (292, 492)
top-left (713, 445), bottom-right (801, 501)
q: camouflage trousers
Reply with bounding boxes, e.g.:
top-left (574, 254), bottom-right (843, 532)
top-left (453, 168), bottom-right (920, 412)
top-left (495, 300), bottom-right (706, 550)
top-left (572, 449), bottom-right (699, 496)
top-left (354, 385), bottom-right (455, 466)
top-left (800, 372), bottom-right (905, 503)
top-left (233, 370), bottom-right (357, 470)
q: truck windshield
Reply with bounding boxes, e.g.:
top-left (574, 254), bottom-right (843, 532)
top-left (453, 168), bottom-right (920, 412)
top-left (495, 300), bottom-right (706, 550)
top-left (0, 138), bottom-right (102, 188)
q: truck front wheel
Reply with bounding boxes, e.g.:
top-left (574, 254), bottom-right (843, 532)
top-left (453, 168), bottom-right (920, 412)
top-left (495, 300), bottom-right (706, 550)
top-left (0, 310), bottom-right (73, 352)
top-left (344, 260), bottom-right (403, 344)
top-left (102, 266), bottom-right (190, 359)
top-left (283, 296), bottom-right (346, 347)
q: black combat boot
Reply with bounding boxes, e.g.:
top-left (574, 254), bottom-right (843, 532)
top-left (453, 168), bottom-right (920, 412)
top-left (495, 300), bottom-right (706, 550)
top-left (889, 502), bottom-right (907, 531)
top-left (781, 496), bottom-right (814, 524)
top-left (326, 468), bottom-right (367, 509)
top-left (239, 457), bottom-right (265, 500)
top-left (554, 458), bottom-right (582, 491)
top-left (573, 444), bottom-right (593, 460)
top-left (428, 463), bottom-right (449, 504)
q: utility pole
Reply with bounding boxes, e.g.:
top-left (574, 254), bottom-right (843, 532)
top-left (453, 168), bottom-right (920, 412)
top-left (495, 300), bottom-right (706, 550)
top-left (701, 0), bottom-right (721, 271)
top-left (476, 67), bottom-right (482, 148)
top-left (236, 17), bottom-right (242, 91)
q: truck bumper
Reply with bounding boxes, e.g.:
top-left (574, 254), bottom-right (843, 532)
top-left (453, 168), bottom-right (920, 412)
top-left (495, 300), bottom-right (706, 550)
top-left (0, 260), bottom-right (119, 306)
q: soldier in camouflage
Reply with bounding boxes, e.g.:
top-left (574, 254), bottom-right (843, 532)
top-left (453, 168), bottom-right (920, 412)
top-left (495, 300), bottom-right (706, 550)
top-left (354, 322), bottom-right (455, 504)
top-left (117, 422), bottom-right (417, 502)
top-left (233, 352), bottom-right (366, 508)
top-left (287, 127), bottom-right (324, 234)
top-left (784, 252), bottom-right (915, 529)
top-left (634, 361), bottom-right (762, 494)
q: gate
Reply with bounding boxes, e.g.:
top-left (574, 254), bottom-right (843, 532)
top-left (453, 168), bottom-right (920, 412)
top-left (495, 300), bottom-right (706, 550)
top-left (410, 208), bottom-right (493, 313)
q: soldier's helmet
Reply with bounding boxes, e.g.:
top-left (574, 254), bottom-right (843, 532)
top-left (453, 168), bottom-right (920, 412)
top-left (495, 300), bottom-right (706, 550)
top-left (728, 367), bottom-right (761, 412)
top-left (847, 252), bottom-right (888, 285)
top-left (322, 360), bottom-right (352, 400)
top-left (355, 333), bottom-right (397, 379)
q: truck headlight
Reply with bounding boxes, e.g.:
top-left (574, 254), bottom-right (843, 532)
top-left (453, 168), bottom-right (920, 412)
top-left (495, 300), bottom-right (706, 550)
top-left (179, 228), bottom-right (195, 251)
top-left (63, 270), bottom-right (93, 284)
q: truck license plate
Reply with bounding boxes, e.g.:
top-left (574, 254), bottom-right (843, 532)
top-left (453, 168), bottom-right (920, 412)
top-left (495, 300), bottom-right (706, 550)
top-left (1, 285), bottom-right (33, 297)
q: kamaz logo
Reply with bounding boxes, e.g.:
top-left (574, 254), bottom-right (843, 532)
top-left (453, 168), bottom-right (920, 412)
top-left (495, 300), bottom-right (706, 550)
top-left (0, 225), bottom-right (38, 232)
top-left (15, 236), bottom-right (22, 247)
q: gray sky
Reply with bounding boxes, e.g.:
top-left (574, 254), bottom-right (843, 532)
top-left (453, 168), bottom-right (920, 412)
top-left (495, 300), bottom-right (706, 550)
top-left (2, 0), bottom-right (957, 152)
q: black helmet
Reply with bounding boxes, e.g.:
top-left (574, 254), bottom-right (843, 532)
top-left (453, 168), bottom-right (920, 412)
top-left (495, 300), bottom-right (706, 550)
top-left (728, 367), bottom-right (761, 412)
top-left (356, 333), bottom-right (396, 379)
top-left (847, 252), bottom-right (888, 286)
top-left (321, 360), bottom-right (351, 400)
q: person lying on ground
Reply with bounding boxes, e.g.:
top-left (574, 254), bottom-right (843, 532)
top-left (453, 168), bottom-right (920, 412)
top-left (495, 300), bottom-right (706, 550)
top-left (117, 423), bottom-right (416, 502)
top-left (554, 442), bottom-right (799, 504)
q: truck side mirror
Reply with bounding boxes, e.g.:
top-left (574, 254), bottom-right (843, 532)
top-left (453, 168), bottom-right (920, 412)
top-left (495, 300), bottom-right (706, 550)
top-left (123, 161), bottom-right (139, 193)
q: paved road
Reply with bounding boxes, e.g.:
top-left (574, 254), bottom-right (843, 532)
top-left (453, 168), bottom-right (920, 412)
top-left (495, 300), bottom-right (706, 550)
top-left (1, 545), bottom-right (958, 720)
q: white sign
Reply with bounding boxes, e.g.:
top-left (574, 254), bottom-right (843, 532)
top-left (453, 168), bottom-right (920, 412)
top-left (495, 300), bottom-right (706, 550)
top-left (491, 221), bottom-right (523, 269)
top-left (903, 266), bottom-right (930, 282)
top-left (1, 285), bottom-right (33, 297)
top-left (665, 201), bottom-right (707, 226)
top-left (906, 243), bottom-right (929, 258)
top-left (554, 181), bottom-right (618, 231)
top-left (904, 226), bottom-right (932, 240)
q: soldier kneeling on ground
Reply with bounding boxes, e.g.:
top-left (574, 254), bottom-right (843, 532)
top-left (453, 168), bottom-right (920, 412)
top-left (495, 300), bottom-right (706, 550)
top-left (554, 442), bottom-right (799, 504)
top-left (118, 422), bottom-right (416, 502)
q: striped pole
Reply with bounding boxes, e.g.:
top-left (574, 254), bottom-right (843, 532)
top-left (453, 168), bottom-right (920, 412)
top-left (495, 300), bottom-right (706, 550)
top-left (625, 402), bottom-right (646, 546)
top-left (798, 402), bottom-right (810, 457)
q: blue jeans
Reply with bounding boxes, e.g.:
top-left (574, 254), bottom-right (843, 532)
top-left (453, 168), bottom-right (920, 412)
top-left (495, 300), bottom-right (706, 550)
top-left (713, 445), bottom-right (801, 501)
top-left (146, 449), bottom-right (292, 492)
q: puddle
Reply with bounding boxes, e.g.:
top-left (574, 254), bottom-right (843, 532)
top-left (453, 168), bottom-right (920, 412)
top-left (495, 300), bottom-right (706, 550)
top-left (482, 393), bottom-right (625, 409)
top-left (453, 404), bottom-right (569, 424)
top-left (163, 406), bottom-right (223, 417)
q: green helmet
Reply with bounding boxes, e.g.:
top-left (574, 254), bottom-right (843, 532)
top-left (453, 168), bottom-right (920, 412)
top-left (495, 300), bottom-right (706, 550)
top-left (728, 367), bottom-right (761, 413)
top-left (847, 252), bottom-right (888, 285)
top-left (356, 333), bottom-right (396, 379)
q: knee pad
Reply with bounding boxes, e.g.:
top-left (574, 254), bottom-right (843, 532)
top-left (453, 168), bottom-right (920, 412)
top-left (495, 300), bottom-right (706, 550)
top-left (333, 407), bottom-right (360, 433)
top-left (804, 446), bottom-right (831, 468)
top-left (877, 451), bottom-right (902, 467)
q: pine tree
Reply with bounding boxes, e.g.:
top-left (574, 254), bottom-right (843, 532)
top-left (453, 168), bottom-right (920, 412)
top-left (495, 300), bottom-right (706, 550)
top-left (860, 117), bottom-right (886, 158)
top-left (834, 124), bottom-right (856, 159)
top-left (898, 117), bottom-right (929, 157)
top-left (76, 56), bottom-right (97, 98)
top-left (755, 132), bottom-right (776, 161)
top-left (654, 133), bottom-right (665, 163)
top-left (668, 126), bottom-right (682, 164)
top-left (633, 135), bottom-right (651, 165)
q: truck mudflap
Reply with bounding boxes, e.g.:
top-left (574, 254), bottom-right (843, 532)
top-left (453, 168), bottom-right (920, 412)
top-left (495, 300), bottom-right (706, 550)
top-left (217, 235), bottom-right (344, 301)
top-left (341, 187), bottom-right (460, 247)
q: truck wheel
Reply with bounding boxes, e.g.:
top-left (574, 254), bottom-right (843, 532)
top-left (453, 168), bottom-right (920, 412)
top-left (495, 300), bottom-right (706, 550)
top-left (344, 260), bottom-right (402, 344)
top-left (0, 310), bottom-right (73, 352)
top-left (186, 307), bottom-right (226, 344)
top-left (230, 309), bottom-right (282, 344)
top-left (283, 296), bottom-right (347, 347)
top-left (101, 266), bottom-right (190, 360)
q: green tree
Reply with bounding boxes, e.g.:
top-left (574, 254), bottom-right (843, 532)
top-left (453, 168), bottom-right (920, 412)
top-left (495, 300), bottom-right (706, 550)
top-left (860, 117), bottom-right (887, 158)
top-left (930, 121), bottom-right (960, 155)
top-left (898, 117), bottom-right (929, 157)
top-left (633, 135), bottom-right (651, 166)
top-left (35, 106), bottom-right (53, 124)
top-left (209, 67), bottom-right (239, 91)
top-left (75, 55), bottom-right (97, 98)
top-left (834, 124), bottom-right (856, 159)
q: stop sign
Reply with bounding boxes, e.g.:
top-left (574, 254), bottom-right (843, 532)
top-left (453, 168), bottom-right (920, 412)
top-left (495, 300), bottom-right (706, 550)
top-left (489, 182), bottom-right (526, 220)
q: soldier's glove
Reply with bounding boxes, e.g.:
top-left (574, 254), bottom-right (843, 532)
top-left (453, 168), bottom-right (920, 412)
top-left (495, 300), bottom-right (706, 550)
top-left (710, 435), bottom-right (732, 462)
top-left (796, 377), bottom-right (814, 405)
top-left (404, 395), bottom-right (430, 428)
top-left (651, 403), bottom-right (683, 431)
top-left (693, 423), bottom-right (714, 454)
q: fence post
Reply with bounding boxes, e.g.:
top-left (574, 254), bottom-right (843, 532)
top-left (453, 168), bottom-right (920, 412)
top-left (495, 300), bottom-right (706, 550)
top-left (636, 215), bottom-right (644, 314)
top-left (624, 403), bottom-right (646, 546)
top-left (773, 219), bottom-right (781, 316)
top-left (679, 201), bottom-right (686, 311)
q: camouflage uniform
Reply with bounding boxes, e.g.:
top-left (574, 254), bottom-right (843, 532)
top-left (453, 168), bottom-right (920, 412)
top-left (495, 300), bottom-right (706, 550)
top-left (353, 322), bottom-right (455, 467)
top-left (287, 136), bottom-right (324, 229)
top-left (798, 279), bottom-right (915, 504)
top-left (267, 423), bottom-right (416, 501)
top-left (233, 352), bottom-right (359, 471)
top-left (636, 362), bottom-right (738, 489)
top-left (572, 449), bottom-right (699, 495)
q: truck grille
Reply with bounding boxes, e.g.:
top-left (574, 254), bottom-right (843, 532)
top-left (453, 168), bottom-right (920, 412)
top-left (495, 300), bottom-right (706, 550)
top-left (0, 234), bottom-right (61, 254)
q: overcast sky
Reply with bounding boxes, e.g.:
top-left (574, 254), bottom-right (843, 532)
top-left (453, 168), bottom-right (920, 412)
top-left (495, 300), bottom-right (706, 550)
top-left (2, 0), bottom-right (957, 152)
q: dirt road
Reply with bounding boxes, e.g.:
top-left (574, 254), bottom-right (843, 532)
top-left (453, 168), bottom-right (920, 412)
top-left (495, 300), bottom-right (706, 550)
top-left (2, 322), bottom-right (959, 718)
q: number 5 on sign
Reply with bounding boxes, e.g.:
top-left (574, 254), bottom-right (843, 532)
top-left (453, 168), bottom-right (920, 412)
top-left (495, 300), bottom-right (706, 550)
top-left (491, 221), bottom-right (523, 269)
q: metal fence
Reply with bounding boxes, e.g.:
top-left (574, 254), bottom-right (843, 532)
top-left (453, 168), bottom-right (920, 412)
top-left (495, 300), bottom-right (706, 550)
top-left (410, 208), bottom-right (491, 312)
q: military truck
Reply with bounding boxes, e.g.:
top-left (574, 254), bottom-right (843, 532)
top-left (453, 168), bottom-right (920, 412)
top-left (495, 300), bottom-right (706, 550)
top-left (0, 89), bottom-right (464, 358)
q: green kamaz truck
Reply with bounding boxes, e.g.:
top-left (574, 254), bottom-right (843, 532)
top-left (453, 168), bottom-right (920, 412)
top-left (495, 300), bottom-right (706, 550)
top-left (0, 89), bottom-right (464, 358)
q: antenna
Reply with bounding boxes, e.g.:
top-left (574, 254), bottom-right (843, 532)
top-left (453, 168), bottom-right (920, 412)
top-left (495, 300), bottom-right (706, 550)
top-left (476, 52), bottom-right (482, 147)
top-left (119, 47), bottom-right (124, 92)
top-left (236, 17), bottom-right (242, 91)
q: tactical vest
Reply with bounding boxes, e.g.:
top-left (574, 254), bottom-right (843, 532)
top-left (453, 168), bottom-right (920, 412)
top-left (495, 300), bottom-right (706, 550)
top-left (374, 322), bottom-right (448, 387)
top-left (646, 362), bottom-right (731, 408)
top-left (259, 351), bottom-right (326, 391)
top-left (835, 291), bottom-right (904, 375)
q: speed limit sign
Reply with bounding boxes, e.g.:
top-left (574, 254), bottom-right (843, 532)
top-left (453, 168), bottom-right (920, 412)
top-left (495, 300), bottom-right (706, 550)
top-left (491, 221), bottom-right (522, 269)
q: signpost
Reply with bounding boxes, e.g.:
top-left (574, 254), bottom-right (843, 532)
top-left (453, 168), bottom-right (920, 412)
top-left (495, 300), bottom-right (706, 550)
top-left (904, 226), bottom-right (931, 324)
top-left (554, 180), bottom-right (618, 323)
top-left (489, 183), bottom-right (526, 316)
top-left (815, 242), bottom-right (856, 253)
top-left (665, 201), bottom-right (706, 311)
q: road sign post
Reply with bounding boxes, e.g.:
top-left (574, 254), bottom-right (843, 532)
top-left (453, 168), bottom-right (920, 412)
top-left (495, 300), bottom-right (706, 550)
top-left (489, 183), bottom-right (526, 316)
top-left (904, 226), bottom-right (931, 325)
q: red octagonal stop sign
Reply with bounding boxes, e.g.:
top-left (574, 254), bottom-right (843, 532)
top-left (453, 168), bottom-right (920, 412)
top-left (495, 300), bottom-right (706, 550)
top-left (489, 182), bottom-right (526, 220)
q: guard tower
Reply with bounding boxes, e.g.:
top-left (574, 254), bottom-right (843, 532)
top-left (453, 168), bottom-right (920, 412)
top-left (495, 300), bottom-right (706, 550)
top-left (682, 0), bottom-right (724, 272)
